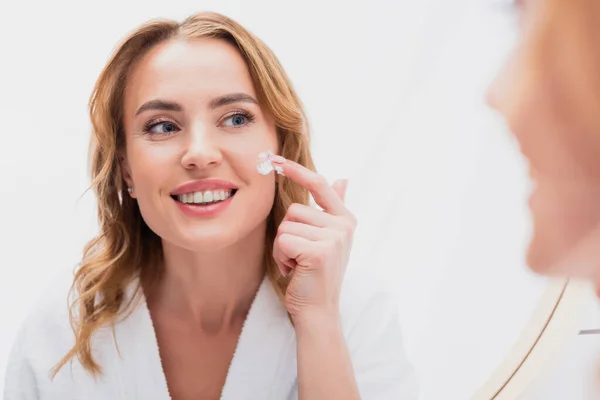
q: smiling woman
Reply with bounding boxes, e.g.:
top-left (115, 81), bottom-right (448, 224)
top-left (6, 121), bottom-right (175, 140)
top-left (3, 11), bottom-right (417, 400)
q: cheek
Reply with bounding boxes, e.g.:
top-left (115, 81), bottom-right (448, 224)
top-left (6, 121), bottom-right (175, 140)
top-left (223, 130), bottom-right (279, 210)
top-left (226, 140), bottom-right (278, 201)
top-left (128, 143), bottom-right (176, 191)
top-left (126, 141), bottom-right (179, 230)
top-left (228, 128), bottom-right (279, 152)
top-left (223, 127), bottom-right (279, 178)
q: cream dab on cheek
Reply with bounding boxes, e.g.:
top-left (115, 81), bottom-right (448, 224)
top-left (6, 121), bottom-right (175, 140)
top-left (256, 150), bottom-right (284, 176)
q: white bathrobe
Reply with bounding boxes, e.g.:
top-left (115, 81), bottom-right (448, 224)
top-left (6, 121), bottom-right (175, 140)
top-left (4, 269), bottom-right (418, 399)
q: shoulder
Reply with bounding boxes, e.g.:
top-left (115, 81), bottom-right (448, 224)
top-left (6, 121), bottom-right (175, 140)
top-left (12, 268), bottom-right (77, 359)
top-left (4, 268), bottom-right (78, 397)
top-left (16, 267), bottom-right (140, 354)
top-left (23, 267), bottom-right (76, 335)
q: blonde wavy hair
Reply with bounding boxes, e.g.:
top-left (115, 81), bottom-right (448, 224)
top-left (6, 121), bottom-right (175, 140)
top-left (52, 11), bottom-right (314, 377)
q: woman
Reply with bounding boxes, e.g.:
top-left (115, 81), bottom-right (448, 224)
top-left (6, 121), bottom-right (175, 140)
top-left (487, 0), bottom-right (600, 290)
top-left (487, 1), bottom-right (600, 396)
top-left (3, 12), bottom-right (417, 400)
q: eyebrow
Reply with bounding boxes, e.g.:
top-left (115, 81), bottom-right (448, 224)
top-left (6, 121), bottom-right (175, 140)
top-left (208, 93), bottom-right (258, 109)
top-left (135, 93), bottom-right (259, 116)
top-left (135, 99), bottom-right (182, 116)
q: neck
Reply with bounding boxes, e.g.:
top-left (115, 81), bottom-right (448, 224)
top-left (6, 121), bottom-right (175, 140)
top-left (147, 223), bottom-right (267, 332)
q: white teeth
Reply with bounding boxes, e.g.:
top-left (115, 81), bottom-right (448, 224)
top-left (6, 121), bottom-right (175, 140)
top-left (176, 189), bottom-right (234, 204)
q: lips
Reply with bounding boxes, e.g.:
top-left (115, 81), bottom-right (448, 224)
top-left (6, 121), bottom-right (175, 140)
top-left (172, 189), bottom-right (237, 205)
top-left (170, 179), bottom-right (238, 196)
top-left (172, 189), bottom-right (236, 217)
top-left (169, 179), bottom-right (239, 218)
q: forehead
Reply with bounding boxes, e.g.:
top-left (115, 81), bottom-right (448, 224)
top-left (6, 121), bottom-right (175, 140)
top-left (125, 38), bottom-right (256, 109)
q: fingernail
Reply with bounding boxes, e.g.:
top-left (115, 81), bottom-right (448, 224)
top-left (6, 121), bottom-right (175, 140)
top-left (269, 154), bottom-right (286, 164)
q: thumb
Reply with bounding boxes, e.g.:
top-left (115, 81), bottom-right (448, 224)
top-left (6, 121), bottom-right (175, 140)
top-left (331, 179), bottom-right (349, 202)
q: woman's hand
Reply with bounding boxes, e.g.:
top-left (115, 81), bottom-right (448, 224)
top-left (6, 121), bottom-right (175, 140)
top-left (270, 155), bottom-right (361, 400)
top-left (270, 155), bottom-right (357, 323)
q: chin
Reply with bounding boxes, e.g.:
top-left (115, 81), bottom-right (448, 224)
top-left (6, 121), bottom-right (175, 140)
top-left (525, 238), bottom-right (556, 276)
top-left (526, 214), bottom-right (599, 281)
top-left (524, 207), bottom-right (569, 277)
top-left (525, 233), bottom-right (577, 278)
top-left (177, 231), bottom-right (243, 252)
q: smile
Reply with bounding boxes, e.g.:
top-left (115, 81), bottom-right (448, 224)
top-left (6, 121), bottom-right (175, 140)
top-left (172, 189), bottom-right (237, 205)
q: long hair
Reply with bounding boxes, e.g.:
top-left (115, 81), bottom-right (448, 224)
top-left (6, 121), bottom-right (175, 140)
top-left (52, 11), bottom-right (314, 377)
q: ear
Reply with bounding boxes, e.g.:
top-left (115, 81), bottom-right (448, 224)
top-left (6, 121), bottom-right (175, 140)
top-left (118, 150), bottom-right (135, 198)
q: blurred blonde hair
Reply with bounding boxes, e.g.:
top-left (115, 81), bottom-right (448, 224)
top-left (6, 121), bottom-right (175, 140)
top-left (52, 11), bottom-right (314, 377)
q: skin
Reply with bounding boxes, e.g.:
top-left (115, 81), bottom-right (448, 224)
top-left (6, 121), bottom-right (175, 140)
top-left (271, 157), bottom-right (359, 400)
top-left (487, 0), bottom-right (600, 289)
top-left (120, 38), bottom-right (359, 399)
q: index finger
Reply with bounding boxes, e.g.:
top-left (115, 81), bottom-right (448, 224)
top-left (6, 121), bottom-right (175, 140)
top-left (271, 156), bottom-right (347, 215)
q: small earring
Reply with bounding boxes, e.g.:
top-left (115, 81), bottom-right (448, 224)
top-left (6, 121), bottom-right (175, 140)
top-left (127, 187), bottom-right (133, 194)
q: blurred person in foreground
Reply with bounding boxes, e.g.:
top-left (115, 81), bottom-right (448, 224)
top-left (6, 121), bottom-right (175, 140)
top-left (488, 0), bottom-right (600, 293)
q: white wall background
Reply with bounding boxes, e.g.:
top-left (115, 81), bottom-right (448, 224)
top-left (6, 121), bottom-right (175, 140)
top-left (0, 0), bottom-right (572, 398)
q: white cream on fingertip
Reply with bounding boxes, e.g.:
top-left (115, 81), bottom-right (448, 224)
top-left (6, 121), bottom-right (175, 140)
top-left (256, 150), bottom-right (284, 176)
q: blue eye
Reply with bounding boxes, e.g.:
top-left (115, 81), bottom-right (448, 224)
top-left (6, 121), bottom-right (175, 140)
top-left (146, 121), bottom-right (179, 136)
top-left (222, 112), bottom-right (255, 128)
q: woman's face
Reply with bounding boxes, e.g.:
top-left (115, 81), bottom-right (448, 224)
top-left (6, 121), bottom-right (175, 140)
top-left (121, 38), bottom-right (279, 251)
top-left (487, 0), bottom-right (600, 279)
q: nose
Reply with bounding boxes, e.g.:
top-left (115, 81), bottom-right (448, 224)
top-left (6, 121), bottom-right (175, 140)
top-left (486, 68), bottom-right (502, 110)
top-left (180, 124), bottom-right (223, 170)
top-left (486, 50), bottom-right (517, 111)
